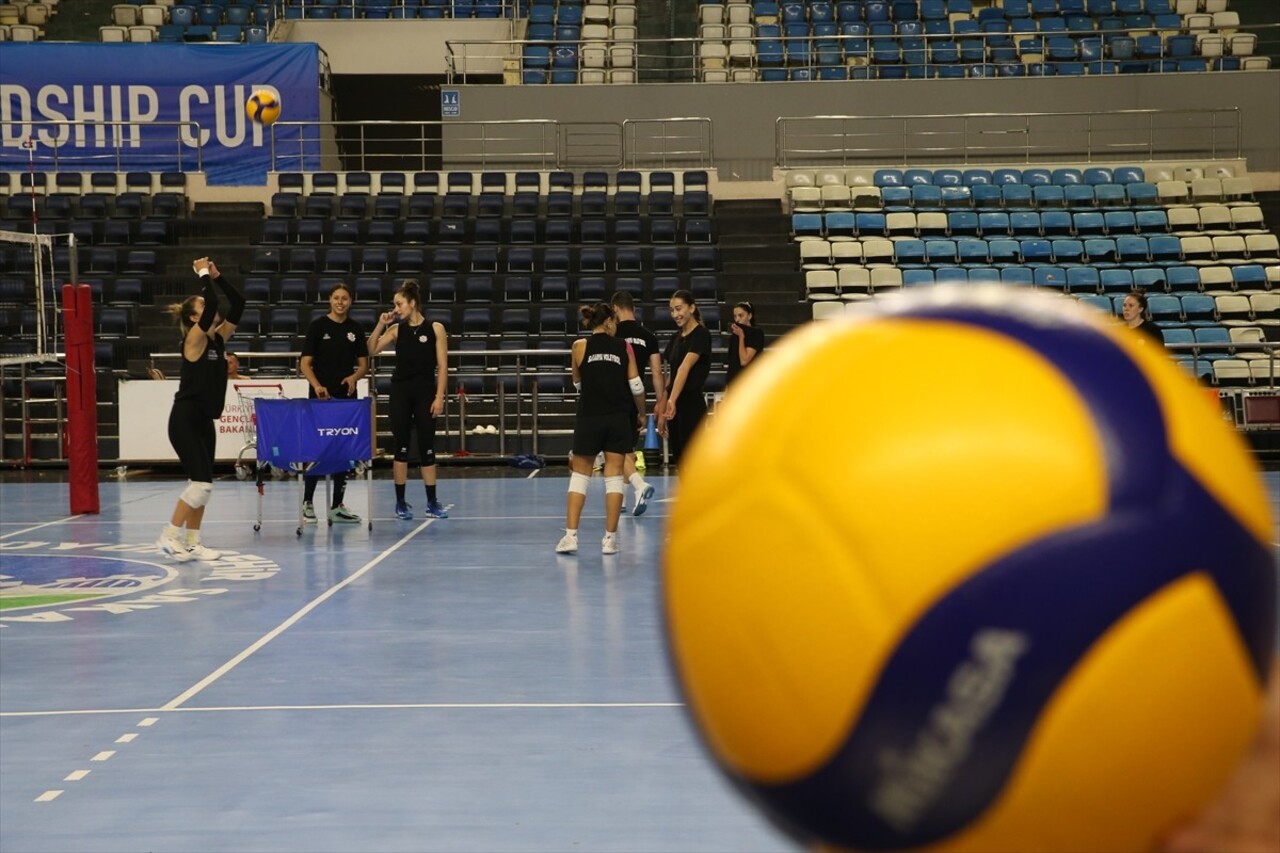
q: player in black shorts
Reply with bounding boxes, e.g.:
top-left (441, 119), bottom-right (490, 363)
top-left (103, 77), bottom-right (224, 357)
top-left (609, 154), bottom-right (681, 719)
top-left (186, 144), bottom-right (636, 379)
top-left (300, 282), bottom-right (368, 525)
top-left (155, 257), bottom-right (244, 562)
top-left (610, 291), bottom-right (665, 516)
top-left (557, 303), bottom-right (645, 556)
top-left (367, 279), bottom-right (450, 521)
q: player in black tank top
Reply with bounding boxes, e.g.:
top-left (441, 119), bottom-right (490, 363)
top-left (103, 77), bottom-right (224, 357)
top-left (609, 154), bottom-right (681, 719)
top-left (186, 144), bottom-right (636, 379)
top-left (610, 290), bottom-right (665, 517)
top-left (557, 303), bottom-right (645, 556)
top-left (368, 279), bottom-right (451, 521)
top-left (156, 258), bottom-right (244, 563)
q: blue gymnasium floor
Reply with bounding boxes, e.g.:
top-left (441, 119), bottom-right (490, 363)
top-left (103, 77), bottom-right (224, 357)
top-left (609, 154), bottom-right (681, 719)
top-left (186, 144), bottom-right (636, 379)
top-left (0, 471), bottom-right (793, 853)
top-left (2, 469), bottom-right (1279, 853)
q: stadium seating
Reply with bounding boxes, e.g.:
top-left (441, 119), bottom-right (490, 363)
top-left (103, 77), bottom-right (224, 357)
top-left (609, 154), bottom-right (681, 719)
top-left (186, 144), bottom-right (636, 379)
top-left (791, 162), bottom-right (1279, 384)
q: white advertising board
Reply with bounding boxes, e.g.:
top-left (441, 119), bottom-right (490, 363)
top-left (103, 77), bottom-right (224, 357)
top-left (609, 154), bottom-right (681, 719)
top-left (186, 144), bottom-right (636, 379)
top-left (117, 379), bottom-right (369, 462)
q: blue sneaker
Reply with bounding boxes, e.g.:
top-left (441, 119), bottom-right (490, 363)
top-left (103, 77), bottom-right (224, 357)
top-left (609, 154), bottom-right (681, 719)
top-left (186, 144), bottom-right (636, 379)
top-left (395, 501), bottom-right (414, 520)
top-left (425, 500), bottom-right (449, 519)
top-left (633, 483), bottom-right (655, 517)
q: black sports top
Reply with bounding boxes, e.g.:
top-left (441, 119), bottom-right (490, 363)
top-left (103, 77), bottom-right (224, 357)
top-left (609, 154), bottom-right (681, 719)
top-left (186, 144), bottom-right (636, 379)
top-left (175, 333), bottom-right (227, 419)
top-left (577, 333), bottom-right (633, 417)
top-left (392, 317), bottom-right (441, 384)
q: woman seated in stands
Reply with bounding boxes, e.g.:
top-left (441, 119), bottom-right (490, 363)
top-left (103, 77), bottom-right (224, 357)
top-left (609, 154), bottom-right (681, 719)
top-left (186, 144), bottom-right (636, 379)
top-left (1122, 289), bottom-right (1164, 347)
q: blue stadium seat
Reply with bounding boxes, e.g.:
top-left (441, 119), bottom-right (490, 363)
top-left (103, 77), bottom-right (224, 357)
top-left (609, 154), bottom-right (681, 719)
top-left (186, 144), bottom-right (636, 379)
top-left (978, 212), bottom-right (1011, 237)
top-left (1073, 211), bottom-right (1105, 236)
top-left (1002, 185), bottom-right (1033, 208)
top-left (948, 211), bottom-right (979, 237)
top-left (1002, 267), bottom-right (1035, 287)
top-left (1100, 268), bottom-right (1134, 293)
top-left (1103, 210), bottom-right (1137, 234)
top-left (1021, 239), bottom-right (1053, 265)
top-left (1147, 294), bottom-right (1182, 325)
top-left (1035, 266), bottom-right (1068, 289)
top-left (957, 239), bottom-right (990, 266)
top-left (1053, 239), bottom-right (1086, 265)
top-left (1070, 267), bottom-right (1100, 294)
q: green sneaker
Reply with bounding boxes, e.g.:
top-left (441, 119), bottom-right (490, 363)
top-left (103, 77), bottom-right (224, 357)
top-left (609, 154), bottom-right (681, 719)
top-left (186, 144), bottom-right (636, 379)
top-left (302, 501), bottom-right (318, 524)
top-left (328, 505), bottom-right (361, 524)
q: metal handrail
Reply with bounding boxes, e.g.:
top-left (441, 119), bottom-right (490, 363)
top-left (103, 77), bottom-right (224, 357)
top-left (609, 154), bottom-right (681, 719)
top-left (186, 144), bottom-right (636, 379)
top-left (1165, 339), bottom-right (1278, 387)
top-left (268, 117), bottom-right (715, 171)
top-left (774, 107), bottom-right (1241, 167)
top-left (1, 120), bottom-right (205, 172)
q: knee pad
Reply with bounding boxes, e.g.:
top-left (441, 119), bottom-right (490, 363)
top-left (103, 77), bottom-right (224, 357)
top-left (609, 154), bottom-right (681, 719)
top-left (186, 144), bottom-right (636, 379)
top-left (180, 480), bottom-right (213, 509)
top-left (568, 471), bottom-right (591, 496)
top-left (604, 475), bottom-right (625, 495)
top-left (421, 449), bottom-right (436, 466)
top-left (393, 444), bottom-right (410, 463)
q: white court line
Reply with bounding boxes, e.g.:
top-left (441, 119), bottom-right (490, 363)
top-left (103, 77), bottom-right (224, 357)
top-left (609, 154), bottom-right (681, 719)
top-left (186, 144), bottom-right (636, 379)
top-left (63, 770), bottom-right (90, 782)
top-left (160, 517), bottom-right (438, 711)
top-left (34, 790), bottom-right (62, 802)
top-left (0, 515), bottom-right (81, 540)
top-left (1, 701), bottom-right (683, 719)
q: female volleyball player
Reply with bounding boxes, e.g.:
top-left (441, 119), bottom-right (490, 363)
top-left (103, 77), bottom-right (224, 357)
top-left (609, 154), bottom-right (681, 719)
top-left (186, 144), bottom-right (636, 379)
top-left (155, 257), bottom-right (244, 561)
top-left (368, 279), bottom-right (450, 521)
top-left (725, 300), bottom-right (765, 387)
top-left (300, 281), bottom-right (368, 524)
top-left (556, 303), bottom-right (645, 555)
top-left (609, 290), bottom-right (664, 516)
top-left (661, 289), bottom-right (712, 466)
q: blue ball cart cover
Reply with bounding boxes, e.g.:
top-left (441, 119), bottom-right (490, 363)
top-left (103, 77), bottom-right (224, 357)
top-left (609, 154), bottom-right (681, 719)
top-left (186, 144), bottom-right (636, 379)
top-left (254, 398), bottom-right (375, 534)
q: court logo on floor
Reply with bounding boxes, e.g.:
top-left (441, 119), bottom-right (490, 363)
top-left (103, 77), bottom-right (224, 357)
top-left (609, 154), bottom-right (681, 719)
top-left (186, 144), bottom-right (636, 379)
top-left (0, 541), bottom-right (281, 627)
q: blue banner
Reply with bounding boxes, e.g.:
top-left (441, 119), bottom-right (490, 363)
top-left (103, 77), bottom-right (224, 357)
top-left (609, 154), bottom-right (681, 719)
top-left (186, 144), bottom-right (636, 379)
top-left (0, 43), bottom-right (320, 185)
top-left (255, 398), bottom-right (373, 476)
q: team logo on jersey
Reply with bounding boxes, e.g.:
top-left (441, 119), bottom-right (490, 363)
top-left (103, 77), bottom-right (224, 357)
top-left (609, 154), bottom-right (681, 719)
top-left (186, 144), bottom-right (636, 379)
top-left (0, 541), bottom-right (281, 628)
top-left (347, 332), bottom-right (356, 342)
top-left (322, 332), bottom-right (331, 340)
top-left (419, 335), bottom-right (428, 343)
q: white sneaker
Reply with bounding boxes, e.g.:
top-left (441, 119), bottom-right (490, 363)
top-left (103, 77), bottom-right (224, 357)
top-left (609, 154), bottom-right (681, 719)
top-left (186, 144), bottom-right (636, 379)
top-left (186, 542), bottom-right (222, 561)
top-left (555, 531), bottom-right (579, 554)
top-left (484, 424), bottom-right (498, 434)
top-left (155, 533), bottom-right (193, 562)
top-left (302, 501), bottom-right (318, 524)
top-left (633, 483), bottom-right (655, 517)
top-left (601, 532), bottom-right (619, 555)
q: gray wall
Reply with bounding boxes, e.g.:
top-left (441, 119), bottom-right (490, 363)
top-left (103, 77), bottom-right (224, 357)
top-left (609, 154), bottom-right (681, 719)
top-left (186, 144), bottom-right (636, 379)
top-left (287, 20), bottom-right (517, 75)
top-left (450, 71), bottom-right (1280, 179)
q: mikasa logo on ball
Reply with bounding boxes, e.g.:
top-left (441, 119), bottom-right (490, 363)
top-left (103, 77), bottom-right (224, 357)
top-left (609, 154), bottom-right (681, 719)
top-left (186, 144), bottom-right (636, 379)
top-left (870, 628), bottom-right (1029, 832)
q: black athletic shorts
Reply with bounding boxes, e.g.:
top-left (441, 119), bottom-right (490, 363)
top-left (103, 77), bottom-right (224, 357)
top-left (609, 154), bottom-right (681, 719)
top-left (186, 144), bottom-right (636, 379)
top-left (571, 411), bottom-right (634, 458)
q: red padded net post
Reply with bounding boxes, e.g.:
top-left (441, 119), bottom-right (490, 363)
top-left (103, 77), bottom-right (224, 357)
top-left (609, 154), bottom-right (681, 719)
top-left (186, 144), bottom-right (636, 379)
top-left (63, 283), bottom-right (99, 514)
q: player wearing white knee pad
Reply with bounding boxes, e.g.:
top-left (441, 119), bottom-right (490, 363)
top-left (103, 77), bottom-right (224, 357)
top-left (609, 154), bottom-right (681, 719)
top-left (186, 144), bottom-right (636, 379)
top-left (156, 258), bottom-right (243, 562)
top-left (558, 303), bottom-right (646, 555)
